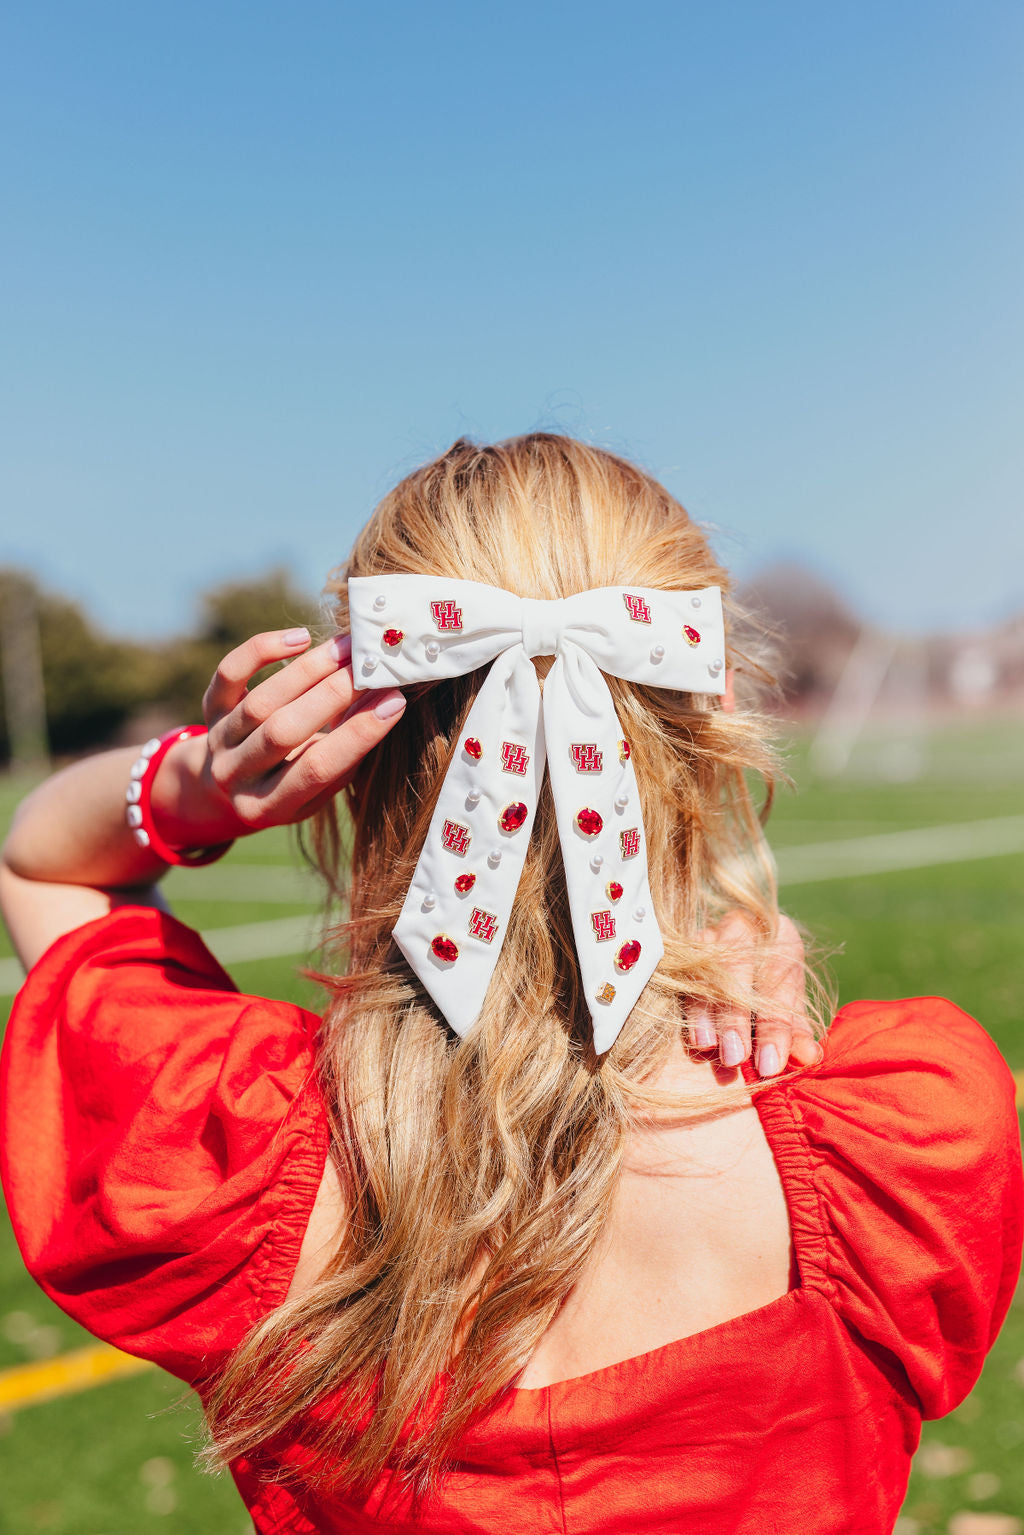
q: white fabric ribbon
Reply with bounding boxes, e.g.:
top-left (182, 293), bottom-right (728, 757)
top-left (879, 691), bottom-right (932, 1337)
top-left (349, 576), bottom-right (726, 1053)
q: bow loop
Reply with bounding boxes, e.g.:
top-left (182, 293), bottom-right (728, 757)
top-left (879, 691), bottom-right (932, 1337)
top-left (348, 574), bottom-right (726, 1050)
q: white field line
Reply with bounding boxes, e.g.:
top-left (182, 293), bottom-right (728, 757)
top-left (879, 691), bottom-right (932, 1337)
top-left (1, 816), bottom-right (1022, 999)
top-left (163, 865), bottom-right (320, 903)
top-left (775, 813), bottom-right (1024, 886)
top-left (0, 914), bottom-right (324, 999)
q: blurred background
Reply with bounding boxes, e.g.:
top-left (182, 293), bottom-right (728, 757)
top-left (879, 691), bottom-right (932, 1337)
top-left (1, 4), bottom-right (1021, 1533)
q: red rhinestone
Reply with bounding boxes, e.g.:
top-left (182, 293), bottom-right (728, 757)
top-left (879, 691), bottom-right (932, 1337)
top-left (618, 739), bottom-right (631, 763)
top-left (430, 934), bottom-right (459, 963)
top-left (615, 939), bottom-right (642, 973)
top-left (382, 628), bottom-right (404, 648)
top-left (682, 625), bottom-right (700, 647)
top-left (575, 807), bottom-right (603, 837)
top-left (499, 801), bottom-right (528, 832)
top-left (606, 880), bottom-right (623, 902)
top-left (454, 873), bottom-right (476, 893)
top-left (464, 737), bottom-right (483, 759)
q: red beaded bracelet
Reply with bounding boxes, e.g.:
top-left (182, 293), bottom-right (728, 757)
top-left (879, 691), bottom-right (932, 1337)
top-left (124, 725), bottom-right (235, 868)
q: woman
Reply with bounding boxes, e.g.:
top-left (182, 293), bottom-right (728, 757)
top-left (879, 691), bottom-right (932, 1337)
top-left (1, 434), bottom-right (1020, 1534)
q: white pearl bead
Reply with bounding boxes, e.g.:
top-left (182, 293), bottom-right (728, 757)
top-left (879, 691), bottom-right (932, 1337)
top-left (362, 656), bottom-right (378, 675)
top-left (133, 828), bottom-right (151, 848)
top-left (125, 782), bottom-right (142, 804)
top-left (488, 849), bottom-right (502, 868)
top-left (708, 659), bottom-right (724, 677)
top-left (373, 595), bottom-right (387, 610)
top-left (691, 596), bottom-right (702, 609)
top-left (422, 892), bottom-right (437, 911)
top-left (126, 805), bottom-right (143, 829)
top-left (614, 792), bottom-right (629, 811)
top-left (130, 758), bottom-right (148, 780)
top-left (634, 906), bottom-right (646, 922)
top-left (425, 640), bottom-right (441, 660)
top-left (466, 788), bottom-right (481, 807)
top-left (590, 853), bottom-right (604, 872)
top-left (651, 644), bottom-right (666, 662)
top-left (141, 737), bottom-right (162, 758)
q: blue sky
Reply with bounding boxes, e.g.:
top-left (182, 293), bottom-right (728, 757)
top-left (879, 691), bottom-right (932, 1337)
top-left (1, 1), bottom-right (1021, 637)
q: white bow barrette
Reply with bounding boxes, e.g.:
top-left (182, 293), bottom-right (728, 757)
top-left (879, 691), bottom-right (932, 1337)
top-left (349, 576), bottom-right (726, 1053)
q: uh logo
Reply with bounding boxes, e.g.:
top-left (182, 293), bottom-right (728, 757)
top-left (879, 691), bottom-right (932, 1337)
top-left (430, 600), bottom-right (463, 631)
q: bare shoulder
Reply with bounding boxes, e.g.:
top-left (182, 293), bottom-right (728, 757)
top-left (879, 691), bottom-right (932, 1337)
top-left (286, 1155), bottom-right (347, 1301)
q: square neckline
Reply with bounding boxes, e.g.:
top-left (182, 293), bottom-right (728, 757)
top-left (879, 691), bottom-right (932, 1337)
top-left (509, 1057), bottom-right (827, 1394)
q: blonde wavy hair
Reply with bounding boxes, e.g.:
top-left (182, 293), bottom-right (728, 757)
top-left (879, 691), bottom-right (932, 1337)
top-left (204, 433), bottom-right (827, 1502)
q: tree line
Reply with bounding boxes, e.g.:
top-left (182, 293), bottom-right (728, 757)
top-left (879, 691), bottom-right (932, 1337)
top-left (0, 567), bottom-right (318, 765)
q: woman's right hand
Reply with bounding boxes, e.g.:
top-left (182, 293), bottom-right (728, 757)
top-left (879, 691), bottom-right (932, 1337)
top-left (155, 628), bottom-right (406, 848)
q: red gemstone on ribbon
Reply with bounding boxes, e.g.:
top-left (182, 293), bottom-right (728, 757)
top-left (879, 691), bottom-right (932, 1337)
top-left (615, 939), bottom-right (642, 973)
top-left (431, 934), bottom-right (459, 963)
top-left (606, 880), bottom-right (623, 902)
top-left (682, 625), bottom-right (701, 647)
top-left (464, 737), bottom-right (483, 759)
top-left (454, 872), bottom-right (476, 893)
top-left (382, 628), bottom-right (404, 648)
top-left (575, 807), bottom-right (603, 837)
top-left (499, 801), bottom-right (528, 832)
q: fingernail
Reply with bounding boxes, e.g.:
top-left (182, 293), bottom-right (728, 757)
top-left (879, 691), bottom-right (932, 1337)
top-left (756, 1043), bottom-right (781, 1078)
top-left (331, 633), bottom-right (352, 664)
top-left (374, 689), bottom-right (406, 720)
top-left (720, 1029), bottom-right (746, 1068)
top-left (689, 1013), bottom-right (716, 1050)
top-left (283, 627), bottom-right (310, 646)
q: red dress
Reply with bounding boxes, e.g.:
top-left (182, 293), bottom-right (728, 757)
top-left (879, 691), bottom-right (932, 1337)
top-left (1, 907), bottom-right (1021, 1535)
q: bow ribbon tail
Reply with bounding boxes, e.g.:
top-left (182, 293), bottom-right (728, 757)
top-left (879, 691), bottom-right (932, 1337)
top-left (392, 647), bottom-right (546, 1038)
top-left (543, 646), bottom-right (664, 1053)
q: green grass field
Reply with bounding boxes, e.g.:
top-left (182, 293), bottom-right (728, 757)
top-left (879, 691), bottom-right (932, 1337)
top-left (0, 717), bottom-right (1022, 1534)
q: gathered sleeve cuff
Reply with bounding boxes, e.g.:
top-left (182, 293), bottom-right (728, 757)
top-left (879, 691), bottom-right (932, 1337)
top-left (0, 906), bottom-right (331, 1388)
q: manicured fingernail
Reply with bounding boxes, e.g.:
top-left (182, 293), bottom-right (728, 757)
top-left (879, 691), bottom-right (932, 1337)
top-left (690, 1013), bottom-right (716, 1050)
top-left (756, 1043), bottom-right (781, 1078)
top-left (331, 633), bottom-right (352, 664)
top-left (720, 1029), bottom-right (746, 1068)
top-left (283, 627), bottom-right (310, 646)
top-left (374, 689), bottom-right (406, 720)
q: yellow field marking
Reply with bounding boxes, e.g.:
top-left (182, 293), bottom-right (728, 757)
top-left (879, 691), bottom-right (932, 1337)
top-left (0, 1342), bottom-right (154, 1412)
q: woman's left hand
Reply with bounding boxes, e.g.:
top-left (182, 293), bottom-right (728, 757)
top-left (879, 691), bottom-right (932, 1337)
top-left (688, 912), bottom-right (822, 1079)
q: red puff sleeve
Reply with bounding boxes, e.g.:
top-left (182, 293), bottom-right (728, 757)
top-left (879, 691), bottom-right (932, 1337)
top-left (793, 998), bottom-right (1023, 1418)
top-left (0, 906), bottom-right (330, 1389)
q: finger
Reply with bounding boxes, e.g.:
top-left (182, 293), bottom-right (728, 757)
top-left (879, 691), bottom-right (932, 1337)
top-left (758, 908), bottom-right (804, 1019)
top-left (713, 1005), bottom-right (753, 1069)
top-left (220, 657), bottom-right (360, 776)
top-left (233, 686), bottom-right (407, 826)
top-left (754, 916), bottom-right (821, 1074)
top-left (203, 628), bottom-right (313, 725)
top-left (752, 1020), bottom-right (791, 1078)
top-left (215, 634), bottom-right (353, 748)
top-left (687, 1009), bottom-right (718, 1052)
top-left (697, 912), bottom-right (758, 1069)
top-left (789, 1027), bottom-right (824, 1067)
top-left (754, 918), bottom-right (810, 1054)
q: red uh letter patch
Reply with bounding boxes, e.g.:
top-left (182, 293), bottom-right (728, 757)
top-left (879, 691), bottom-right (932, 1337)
top-left (622, 593), bottom-right (651, 623)
top-left (570, 743), bottom-right (603, 773)
top-left (591, 910), bottom-right (617, 941)
top-left (500, 741), bottom-right (530, 775)
top-left (468, 907), bottom-right (499, 943)
top-left (620, 827), bottom-right (641, 859)
top-left (441, 819), bottom-right (471, 855)
top-left (430, 600), bottom-right (463, 631)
